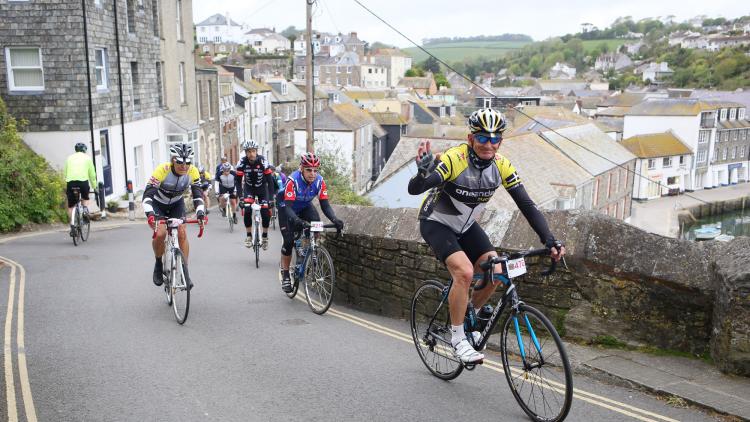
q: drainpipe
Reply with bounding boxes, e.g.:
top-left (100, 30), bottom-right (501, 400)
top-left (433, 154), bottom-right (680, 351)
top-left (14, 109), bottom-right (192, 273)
top-left (112, 0), bottom-right (130, 196)
top-left (81, 0), bottom-right (100, 213)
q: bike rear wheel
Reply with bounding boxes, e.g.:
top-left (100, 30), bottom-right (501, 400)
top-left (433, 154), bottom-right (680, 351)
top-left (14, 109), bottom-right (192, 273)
top-left (80, 206), bottom-right (90, 241)
top-left (501, 304), bottom-right (572, 422)
top-left (171, 249), bottom-right (190, 324)
top-left (71, 207), bottom-right (80, 246)
top-left (303, 245), bottom-right (335, 315)
top-left (410, 280), bottom-right (463, 380)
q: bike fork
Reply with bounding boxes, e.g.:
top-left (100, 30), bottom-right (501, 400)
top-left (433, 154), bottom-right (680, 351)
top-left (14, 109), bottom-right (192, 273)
top-left (512, 312), bottom-right (545, 369)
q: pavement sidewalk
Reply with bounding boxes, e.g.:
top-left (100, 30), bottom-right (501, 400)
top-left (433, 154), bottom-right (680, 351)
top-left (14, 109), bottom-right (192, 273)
top-left (629, 183), bottom-right (750, 238)
top-left (486, 335), bottom-right (750, 420)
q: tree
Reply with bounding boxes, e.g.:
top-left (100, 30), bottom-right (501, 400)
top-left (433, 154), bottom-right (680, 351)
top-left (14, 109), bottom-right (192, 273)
top-left (422, 56), bottom-right (440, 74)
top-left (434, 72), bottom-right (451, 88)
top-left (405, 68), bottom-right (417, 77)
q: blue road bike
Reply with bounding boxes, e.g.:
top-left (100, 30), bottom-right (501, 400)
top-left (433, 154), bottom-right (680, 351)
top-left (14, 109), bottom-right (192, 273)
top-left (410, 248), bottom-right (573, 422)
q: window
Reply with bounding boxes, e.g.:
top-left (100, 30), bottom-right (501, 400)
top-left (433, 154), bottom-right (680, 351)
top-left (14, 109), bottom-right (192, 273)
top-left (698, 130), bottom-right (710, 143)
top-left (721, 131), bottom-right (728, 142)
top-left (662, 157), bottom-right (672, 168)
top-left (732, 130), bottom-right (738, 141)
top-left (152, 0), bottom-right (160, 37)
top-left (730, 108), bottom-right (737, 120)
top-left (130, 61), bottom-right (140, 112)
top-left (720, 108), bottom-right (727, 120)
top-left (284, 105), bottom-right (290, 121)
top-left (697, 150), bottom-right (707, 163)
top-left (291, 104), bottom-right (297, 119)
top-left (94, 48), bottom-right (108, 90)
top-left (647, 159), bottom-right (656, 170)
top-left (679, 155), bottom-right (685, 165)
top-left (207, 83), bottom-right (212, 119)
top-left (5, 47), bottom-right (44, 91)
top-left (732, 146), bottom-right (737, 159)
top-left (700, 111), bottom-right (715, 128)
top-left (722, 147), bottom-right (727, 160)
top-left (178, 62), bottom-right (185, 104)
top-left (133, 145), bottom-right (143, 190)
top-left (368, 68), bottom-right (372, 74)
top-left (740, 146), bottom-right (747, 158)
top-left (483, 98), bottom-right (491, 108)
top-left (151, 139), bottom-right (160, 170)
top-left (126, 0), bottom-right (136, 33)
top-left (155, 61), bottom-right (164, 107)
top-left (742, 129), bottom-right (748, 141)
top-left (740, 109), bottom-right (746, 120)
top-left (176, 0), bottom-right (183, 41)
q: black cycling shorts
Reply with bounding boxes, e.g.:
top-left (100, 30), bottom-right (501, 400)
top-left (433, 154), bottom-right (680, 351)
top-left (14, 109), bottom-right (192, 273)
top-left (420, 219), bottom-right (494, 265)
top-left (152, 199), bottom-right (186, 219)
top-left (219, 185), bottom-right (237, 199)
top-left (66, 181), bottom-right (90, 207)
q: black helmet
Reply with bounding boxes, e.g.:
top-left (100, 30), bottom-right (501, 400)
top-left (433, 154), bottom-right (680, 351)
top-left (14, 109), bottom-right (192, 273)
top-left (75, 142), bottom-right (87, 153)
top-left (169, 143), bottom-right (195, 163)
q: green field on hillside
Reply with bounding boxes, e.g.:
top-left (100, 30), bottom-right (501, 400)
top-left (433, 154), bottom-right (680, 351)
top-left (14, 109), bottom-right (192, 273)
top-left (404, 40), bottom-right (531, 63)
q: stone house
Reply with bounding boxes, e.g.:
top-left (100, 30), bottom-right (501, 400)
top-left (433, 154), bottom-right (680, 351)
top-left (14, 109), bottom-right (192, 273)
top-left (234, 78), bottom-right (274, 163)
top-left (293, 103), bottom-right (387, 193)
top-left (369, 48), bottom-right (412, 88)
top-left (594, 53), bottom-right (633, 73)
top-left (397, 76), bottom-right (437, 96)
top-left (195, 62), bottom-right (221, 172)
top-left (0, 0), bottom-right (197, 197)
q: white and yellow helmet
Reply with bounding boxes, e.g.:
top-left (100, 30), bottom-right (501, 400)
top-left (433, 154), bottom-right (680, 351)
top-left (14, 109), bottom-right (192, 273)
top-left (468, 108), bottom-right (507, 136)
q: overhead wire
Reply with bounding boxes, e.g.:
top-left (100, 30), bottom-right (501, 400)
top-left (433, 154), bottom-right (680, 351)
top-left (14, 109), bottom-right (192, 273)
top-left (350, 0), bottom-right (714, 206)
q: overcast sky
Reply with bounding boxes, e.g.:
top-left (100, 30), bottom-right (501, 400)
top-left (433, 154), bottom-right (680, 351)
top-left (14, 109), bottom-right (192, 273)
top-left (192, 0), bottom-right (748, 46)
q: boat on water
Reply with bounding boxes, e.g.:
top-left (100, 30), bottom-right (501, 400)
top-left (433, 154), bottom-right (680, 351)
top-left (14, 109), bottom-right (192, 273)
top-left (694, 223), bottom-right (721, 240)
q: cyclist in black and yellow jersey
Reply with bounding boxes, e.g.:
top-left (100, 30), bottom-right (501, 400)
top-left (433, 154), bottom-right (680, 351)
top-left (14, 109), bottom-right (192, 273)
top-left (142, 143), bottom-right (205, 288)
top-left (408, 108), bottom-right (565, 364)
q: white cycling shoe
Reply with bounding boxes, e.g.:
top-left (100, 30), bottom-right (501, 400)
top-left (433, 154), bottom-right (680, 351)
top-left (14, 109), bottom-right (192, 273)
top-left (453, 339), bottom-right (484, 364)
top-left (244, 237), bottom-right (252, 248)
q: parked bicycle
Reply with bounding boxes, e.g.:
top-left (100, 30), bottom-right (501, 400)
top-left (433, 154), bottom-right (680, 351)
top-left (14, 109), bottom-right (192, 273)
top-left (152, 217), bottom-right (205, 324)
top-left (284, 221), bottom-right (339, 315)
top-left (69, 187), bottom-right (90, 246)
top-left (241, 197), bottom-right (267, 268)
top-left (410, 248), bottom-right (573, 422)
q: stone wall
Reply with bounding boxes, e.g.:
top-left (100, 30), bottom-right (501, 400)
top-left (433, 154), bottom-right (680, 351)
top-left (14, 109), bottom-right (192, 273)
top-left (322, 205), bottom-right (750, 375)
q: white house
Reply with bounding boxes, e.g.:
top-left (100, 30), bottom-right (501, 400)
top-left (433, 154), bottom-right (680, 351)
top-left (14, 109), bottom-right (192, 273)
top-left (620, 131), bottom-right (694, 199)
top-left (360, 64), bottom-right (389, 88)
top-left (594, 53), bottom-right (633, 72)
top-left (623, 99), bottom-right (749, 190)
top-left (196, 13), bottom-right (246, 44)
top-left (548, 62), bottom-right (577, 79)
top-left (706, 35), bottom-right (750, 52)
top-left (641, 62), bottom-right (673, 84)
top-left (244, 28), bottom-right (291, 54)
top-left (370, 49), bottom-right (413, 88)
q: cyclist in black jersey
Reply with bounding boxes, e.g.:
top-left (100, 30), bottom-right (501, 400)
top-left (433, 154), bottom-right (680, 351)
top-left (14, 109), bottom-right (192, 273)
top-left (408, 108), bottom-right (565, 364)
top-left (235, 140), bottom-right (275, 250)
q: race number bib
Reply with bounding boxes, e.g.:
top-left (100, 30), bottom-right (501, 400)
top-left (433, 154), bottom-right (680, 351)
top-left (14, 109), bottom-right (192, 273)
top-left (506, 258), bottom-right (527, 278)
top-left (310, 221), bottom-right (324, 232)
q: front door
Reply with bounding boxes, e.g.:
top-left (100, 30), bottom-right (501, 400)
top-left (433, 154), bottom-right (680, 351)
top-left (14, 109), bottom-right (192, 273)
top-left (100, 129), bottom-right (113, 195)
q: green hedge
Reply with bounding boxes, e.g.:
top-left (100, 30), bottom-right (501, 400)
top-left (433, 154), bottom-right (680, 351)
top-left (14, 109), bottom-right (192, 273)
top-left (0, 98), bottom-right (66, 232)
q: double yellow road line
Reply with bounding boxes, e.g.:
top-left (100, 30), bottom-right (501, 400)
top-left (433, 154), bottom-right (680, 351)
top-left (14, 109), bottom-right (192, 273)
top-left (1, 256), bottom-right (37, 422)
top-left (295, 293), bottom-right (679, 422)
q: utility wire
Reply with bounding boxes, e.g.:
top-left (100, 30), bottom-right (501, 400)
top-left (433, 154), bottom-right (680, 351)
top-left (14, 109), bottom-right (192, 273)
top-left (350, 0), bottom-right (714, 206)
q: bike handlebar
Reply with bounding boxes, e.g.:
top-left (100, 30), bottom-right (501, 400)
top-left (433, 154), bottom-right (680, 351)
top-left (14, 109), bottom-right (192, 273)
top-left (151, 217), bottom-right (206, 239)
top-left (477, 247), bottom-right (558, 287)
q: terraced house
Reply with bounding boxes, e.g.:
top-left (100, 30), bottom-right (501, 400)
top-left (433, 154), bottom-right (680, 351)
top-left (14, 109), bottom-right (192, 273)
top-left (0, 0), bottom-right (197, 198)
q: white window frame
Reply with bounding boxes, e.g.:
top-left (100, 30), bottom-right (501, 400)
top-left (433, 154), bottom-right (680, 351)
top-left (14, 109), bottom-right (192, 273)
top-left (5, 47), bottom-right (44, 91)
top-left (483, 98), bottom-right (492, 108)
top-left (722, 147), bottom-right (727, 160)
top-left (729, 108), bottom-right (737, 120)
top-left (662, 157), bottom-right (672, 168)
top-left (175, 0), bottom-right (183, 41)
top-left (732, 146), bottom-right (737, 159)
top-left (697, 151), bottom-right (707, 163)
top-left (740, 109), bottom-right (746, 120)
top-left (94, 48), bottom-right (108, 90)
top-left (647, 159), bottom-right (656, 170)
top-left (178, 62), bottom-right (185, 104)
top-left (740, 145), bottom-right (746, 158)
top-left (720, 108), bottom-right (727, 120)
top-left (698, 130), bottom-right (710, 143)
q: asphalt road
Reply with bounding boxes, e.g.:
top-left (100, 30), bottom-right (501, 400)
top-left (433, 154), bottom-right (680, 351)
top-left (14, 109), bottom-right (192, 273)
top-left (0, 218), bottom-right (730, 421)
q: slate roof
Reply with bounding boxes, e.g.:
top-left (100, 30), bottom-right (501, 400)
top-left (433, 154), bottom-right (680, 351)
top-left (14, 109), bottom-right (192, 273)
top-left (196, 14), bottom-right (242, 27)
top-left (621, 132), bottom-right (693, 158)
top-left (626, 99), bottom-right (745, 116)
top-left (539, 123), bottom-right (636, 176)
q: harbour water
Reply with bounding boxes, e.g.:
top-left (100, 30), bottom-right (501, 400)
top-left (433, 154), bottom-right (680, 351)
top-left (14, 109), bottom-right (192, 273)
top-left (680, 208), bottom-right (750, 240)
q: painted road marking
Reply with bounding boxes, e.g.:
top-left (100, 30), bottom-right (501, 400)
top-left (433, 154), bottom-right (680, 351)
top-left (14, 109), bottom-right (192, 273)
top-left (0, 221), bottom-right (140, 245)
top-left (1, 257), bottom-right (38, 422)
top-left (293, 292), bottom-right (679, 422)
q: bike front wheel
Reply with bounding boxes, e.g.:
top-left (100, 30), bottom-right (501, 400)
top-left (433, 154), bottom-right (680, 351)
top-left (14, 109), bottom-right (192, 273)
top-left (501, 304), bottom-right (573, 422)
top-left (171, 249), bottom-right (191, 324)
top-left (253, 226), bottom-right (260, 268)
top-left (303, 245), bottom-right (335, 315)
top-left (227, 207), bottom-right (234, 232)
top-left (410, 280), bottom-right (463, 380)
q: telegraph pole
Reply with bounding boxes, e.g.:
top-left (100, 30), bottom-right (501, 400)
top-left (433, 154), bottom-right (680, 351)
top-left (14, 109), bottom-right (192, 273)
top-left (305, 0), bottom-right (315, 152)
